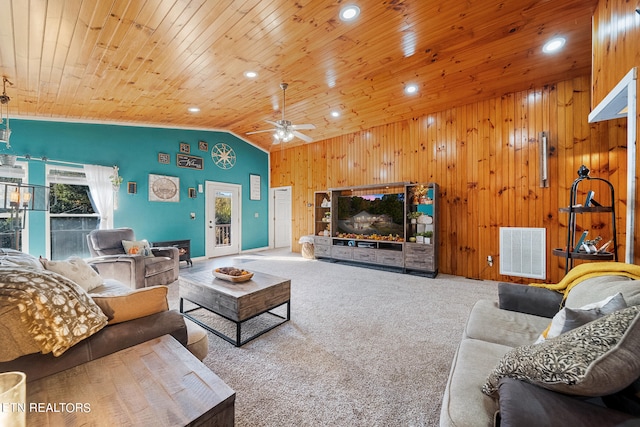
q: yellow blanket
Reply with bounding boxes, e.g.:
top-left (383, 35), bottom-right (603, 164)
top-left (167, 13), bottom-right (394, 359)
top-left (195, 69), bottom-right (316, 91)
top-left (530, 262), bottom-right (640, 297)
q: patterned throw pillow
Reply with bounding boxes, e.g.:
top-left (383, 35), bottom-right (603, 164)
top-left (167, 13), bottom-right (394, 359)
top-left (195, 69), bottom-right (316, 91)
top-left (40, 257), bottom-right (104, 292)
top-left (483, 305), bottom-right (640, 397)
top-left (121, 239), bottom-right (153, 257)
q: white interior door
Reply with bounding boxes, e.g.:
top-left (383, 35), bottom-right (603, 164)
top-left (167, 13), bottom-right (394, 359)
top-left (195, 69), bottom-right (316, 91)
top-left (205, 181), bottom-right (241, 258)
top-left (273, 188), bottom-right (291, 248)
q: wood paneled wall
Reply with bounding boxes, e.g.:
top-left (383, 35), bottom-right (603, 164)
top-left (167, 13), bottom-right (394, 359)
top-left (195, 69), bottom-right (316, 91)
top-left (592, 0), bottom-right (640, 267)
top-left (592, 1), bottom-right (640, 105)
top-left (271, 75), bottom-right (627, 284)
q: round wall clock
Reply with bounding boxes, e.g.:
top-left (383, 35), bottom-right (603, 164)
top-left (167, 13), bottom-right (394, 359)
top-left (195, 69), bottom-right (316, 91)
top-left (149, 174), bottom-right (179, 202)
top-left (211, 143), bottom-right (236, 169)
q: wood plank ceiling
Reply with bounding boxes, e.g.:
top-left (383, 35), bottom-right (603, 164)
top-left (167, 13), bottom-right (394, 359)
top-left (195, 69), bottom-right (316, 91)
top-left (0, 0), bottom-right (598, 152)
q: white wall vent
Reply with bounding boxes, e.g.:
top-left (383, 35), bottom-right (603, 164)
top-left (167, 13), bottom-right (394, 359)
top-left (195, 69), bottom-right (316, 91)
top-left (499, 227), bottom-right (546, 280)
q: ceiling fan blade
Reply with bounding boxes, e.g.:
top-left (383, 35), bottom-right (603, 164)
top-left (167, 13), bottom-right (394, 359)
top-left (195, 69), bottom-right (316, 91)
top-left (293, 131), bottom-right (313, 143)
top-left (264, 120), bottom-right (280, 127)
top-left (291, 123), bottom-right (315, 130)
top-left (246, 129), bottom-right (276, 135)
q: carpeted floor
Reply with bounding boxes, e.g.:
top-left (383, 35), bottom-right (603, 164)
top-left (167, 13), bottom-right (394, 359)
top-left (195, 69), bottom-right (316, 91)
top-left (167, 249), bottom-right (500, 427)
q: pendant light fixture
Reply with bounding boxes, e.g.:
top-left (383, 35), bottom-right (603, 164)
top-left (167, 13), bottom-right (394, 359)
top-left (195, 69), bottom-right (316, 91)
top-left (0, 77), bottom-right (12, 147)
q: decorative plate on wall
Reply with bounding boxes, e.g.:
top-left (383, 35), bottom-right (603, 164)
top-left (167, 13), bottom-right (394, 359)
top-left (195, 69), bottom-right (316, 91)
top-left (211, 143), bottom-right (236, 169)
top-left (149, 174), bottom-right (180, 202)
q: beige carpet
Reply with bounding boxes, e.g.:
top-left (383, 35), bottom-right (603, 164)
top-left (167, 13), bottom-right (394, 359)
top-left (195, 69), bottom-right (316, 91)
top-left (167, 249), bottom-right (500, 427)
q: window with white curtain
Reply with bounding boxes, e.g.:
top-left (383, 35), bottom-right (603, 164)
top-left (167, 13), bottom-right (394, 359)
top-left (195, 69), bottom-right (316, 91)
top-left (47, 165), bottom-right (105, 260)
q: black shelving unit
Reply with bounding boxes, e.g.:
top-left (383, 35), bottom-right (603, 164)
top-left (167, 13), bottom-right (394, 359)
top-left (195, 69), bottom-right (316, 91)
top-left (553, 165), bottom-right (618, 273)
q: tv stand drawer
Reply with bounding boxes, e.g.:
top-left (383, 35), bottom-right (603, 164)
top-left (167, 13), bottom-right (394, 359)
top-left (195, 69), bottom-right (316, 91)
top-left (353, 248), bottom-right (376, 262)
top-left (376, 250), bottom-right (403, 266)
top-left (331, 246), bottom-right (353, 259)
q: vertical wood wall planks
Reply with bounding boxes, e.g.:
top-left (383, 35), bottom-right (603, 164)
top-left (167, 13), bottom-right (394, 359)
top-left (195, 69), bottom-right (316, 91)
top-left (272, 76), bottom-right (627, 284)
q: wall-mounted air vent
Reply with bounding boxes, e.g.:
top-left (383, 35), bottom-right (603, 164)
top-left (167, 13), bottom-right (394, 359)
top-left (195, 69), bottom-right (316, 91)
top-left (499, 227), bottom-right (546, 280)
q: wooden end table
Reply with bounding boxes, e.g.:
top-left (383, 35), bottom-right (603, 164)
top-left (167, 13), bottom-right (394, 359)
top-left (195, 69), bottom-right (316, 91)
top-left (26, 335), bottom-right (235, 426)
top-left (179, 270), bottom-right (291, 347)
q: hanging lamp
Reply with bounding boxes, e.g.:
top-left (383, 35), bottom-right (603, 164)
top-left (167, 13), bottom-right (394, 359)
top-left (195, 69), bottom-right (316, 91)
top-left (0, 77), bottom-right (12, 147)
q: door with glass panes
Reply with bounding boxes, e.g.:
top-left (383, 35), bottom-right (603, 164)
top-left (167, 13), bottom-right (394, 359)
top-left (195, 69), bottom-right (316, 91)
top-left (205, 181), bottom-right (240, 257)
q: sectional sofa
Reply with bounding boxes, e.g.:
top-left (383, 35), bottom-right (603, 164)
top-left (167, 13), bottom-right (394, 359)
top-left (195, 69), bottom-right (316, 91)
top-left (0, 248), bottom-right (207, 381)
top-left (440, 262), bottom-right (640, 426)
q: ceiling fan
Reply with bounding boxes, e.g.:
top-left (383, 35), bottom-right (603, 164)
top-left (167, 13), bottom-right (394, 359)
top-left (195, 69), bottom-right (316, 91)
top-left (247, 83), bottom-right (315, 143)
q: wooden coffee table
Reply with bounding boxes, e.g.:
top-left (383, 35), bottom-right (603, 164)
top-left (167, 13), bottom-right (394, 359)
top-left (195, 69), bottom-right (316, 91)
top-left (26, 335), bottom-right (235, 426)
top-left (179, 270), bottom-right (291, 347)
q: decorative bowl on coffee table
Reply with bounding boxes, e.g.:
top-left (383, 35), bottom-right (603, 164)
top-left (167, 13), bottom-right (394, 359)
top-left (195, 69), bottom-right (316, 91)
top-left (213, 267), bottom-right (254, 282)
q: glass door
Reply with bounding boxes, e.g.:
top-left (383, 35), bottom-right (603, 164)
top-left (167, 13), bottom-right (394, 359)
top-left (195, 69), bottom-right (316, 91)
top-left (205, 181), bottom-right (240, 258)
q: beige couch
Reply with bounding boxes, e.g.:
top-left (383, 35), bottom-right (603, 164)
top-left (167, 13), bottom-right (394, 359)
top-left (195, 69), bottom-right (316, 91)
top-left (440, 265), bottom-right (640, 427)
top-left (0, 249), bottom-right (207, 382)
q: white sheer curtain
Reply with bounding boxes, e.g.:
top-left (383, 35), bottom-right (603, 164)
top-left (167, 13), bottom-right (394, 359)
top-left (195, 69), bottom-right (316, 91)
top-left (84, 165), bottom-right (114, 229)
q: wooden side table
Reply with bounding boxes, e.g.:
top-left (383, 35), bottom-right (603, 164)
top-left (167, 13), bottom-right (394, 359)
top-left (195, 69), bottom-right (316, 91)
top-left (26, 335), bottom-right (234, 426)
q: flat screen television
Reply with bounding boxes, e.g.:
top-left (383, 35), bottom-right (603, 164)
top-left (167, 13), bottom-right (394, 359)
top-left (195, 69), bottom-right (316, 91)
top-left (336, 193), bottom-right (405, 238)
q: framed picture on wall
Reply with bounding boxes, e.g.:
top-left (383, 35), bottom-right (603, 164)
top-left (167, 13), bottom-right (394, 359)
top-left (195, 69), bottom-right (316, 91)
top-left (188, 188), bottom-right (197, 198)
top-left (198, 140), bottom-right (208, 151)
top-left (177, 154), bottom-right (204, 170)
top-left (250, 174), bottom-right (261, 200)
top-left (149, 174), bottom-right (180, 203)
top-left (127, 182), bottom-right (137, 194)
top-left (180, 142), bottom-right (190, 153)
top-left (158, 152), bottom-right (170, 164)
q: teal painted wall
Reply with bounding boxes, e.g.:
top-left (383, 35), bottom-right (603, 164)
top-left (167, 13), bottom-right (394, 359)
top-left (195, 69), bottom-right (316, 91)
top-left (4, 119), bottom-right (269, 257)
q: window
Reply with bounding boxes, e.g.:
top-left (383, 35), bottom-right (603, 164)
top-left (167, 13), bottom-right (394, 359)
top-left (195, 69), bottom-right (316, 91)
top-left (0, 161), bottom-right (27, 251)
top-left (47, 166), bottom-right (100, 260)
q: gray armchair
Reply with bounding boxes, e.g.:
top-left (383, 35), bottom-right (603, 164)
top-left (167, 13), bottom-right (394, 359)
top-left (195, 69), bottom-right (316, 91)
top-left (86, 228), bottom-right (179, 289)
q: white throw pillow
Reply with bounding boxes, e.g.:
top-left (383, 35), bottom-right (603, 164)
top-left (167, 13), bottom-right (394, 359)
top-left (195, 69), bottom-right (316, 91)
top-left (534, 293), bottom-right (626, 344)
top-left (121, 239), bottom-right (153, 257)
top-left (39, 257), bottom-right (104, 292)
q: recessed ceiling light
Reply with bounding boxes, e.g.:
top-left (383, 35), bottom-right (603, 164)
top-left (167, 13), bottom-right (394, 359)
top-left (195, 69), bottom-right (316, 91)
top-left (244, 71), bottom-right (258, 78)
top-left (404, 84), bottom-right (419, 95)
top-left (340, 5), bottom-right (360, 21)
top-left (188, 107), bottom-right (200, 113)
top-left (331, 111), bottom-right (340, 118)
top-left (542, 37), bottom-right (566, 53)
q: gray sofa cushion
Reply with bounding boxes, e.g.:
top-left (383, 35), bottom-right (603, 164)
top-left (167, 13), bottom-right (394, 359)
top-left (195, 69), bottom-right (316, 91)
top-left (464, 300), bottom-right (550, 347)
top-left (497, 378), bottom-right (640, 427)
top-left (566, 276), bottom-right (640, 308)
top-left (440, 338), bottom-right (511, 427)
top-left (498, 282), bottom-right (563, 318)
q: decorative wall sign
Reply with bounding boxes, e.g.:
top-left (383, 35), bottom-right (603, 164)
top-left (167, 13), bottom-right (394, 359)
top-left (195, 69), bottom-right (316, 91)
top-left (127, 182), bottom-right (137, 194)
top-left (158, 152), bottom-right (170, 164)
top-left (198, 140), bottom-right (208, 151)
top-left (177, 154), bottom-right (203, 170)
top-left (250, 174), bottom-right (261, 200)
top-left (149, 174), bottom-right (180, 202)
top-left (179, 142), bottom-right (190, 153)
top-left (211, 143), bottom-right (236, 169)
